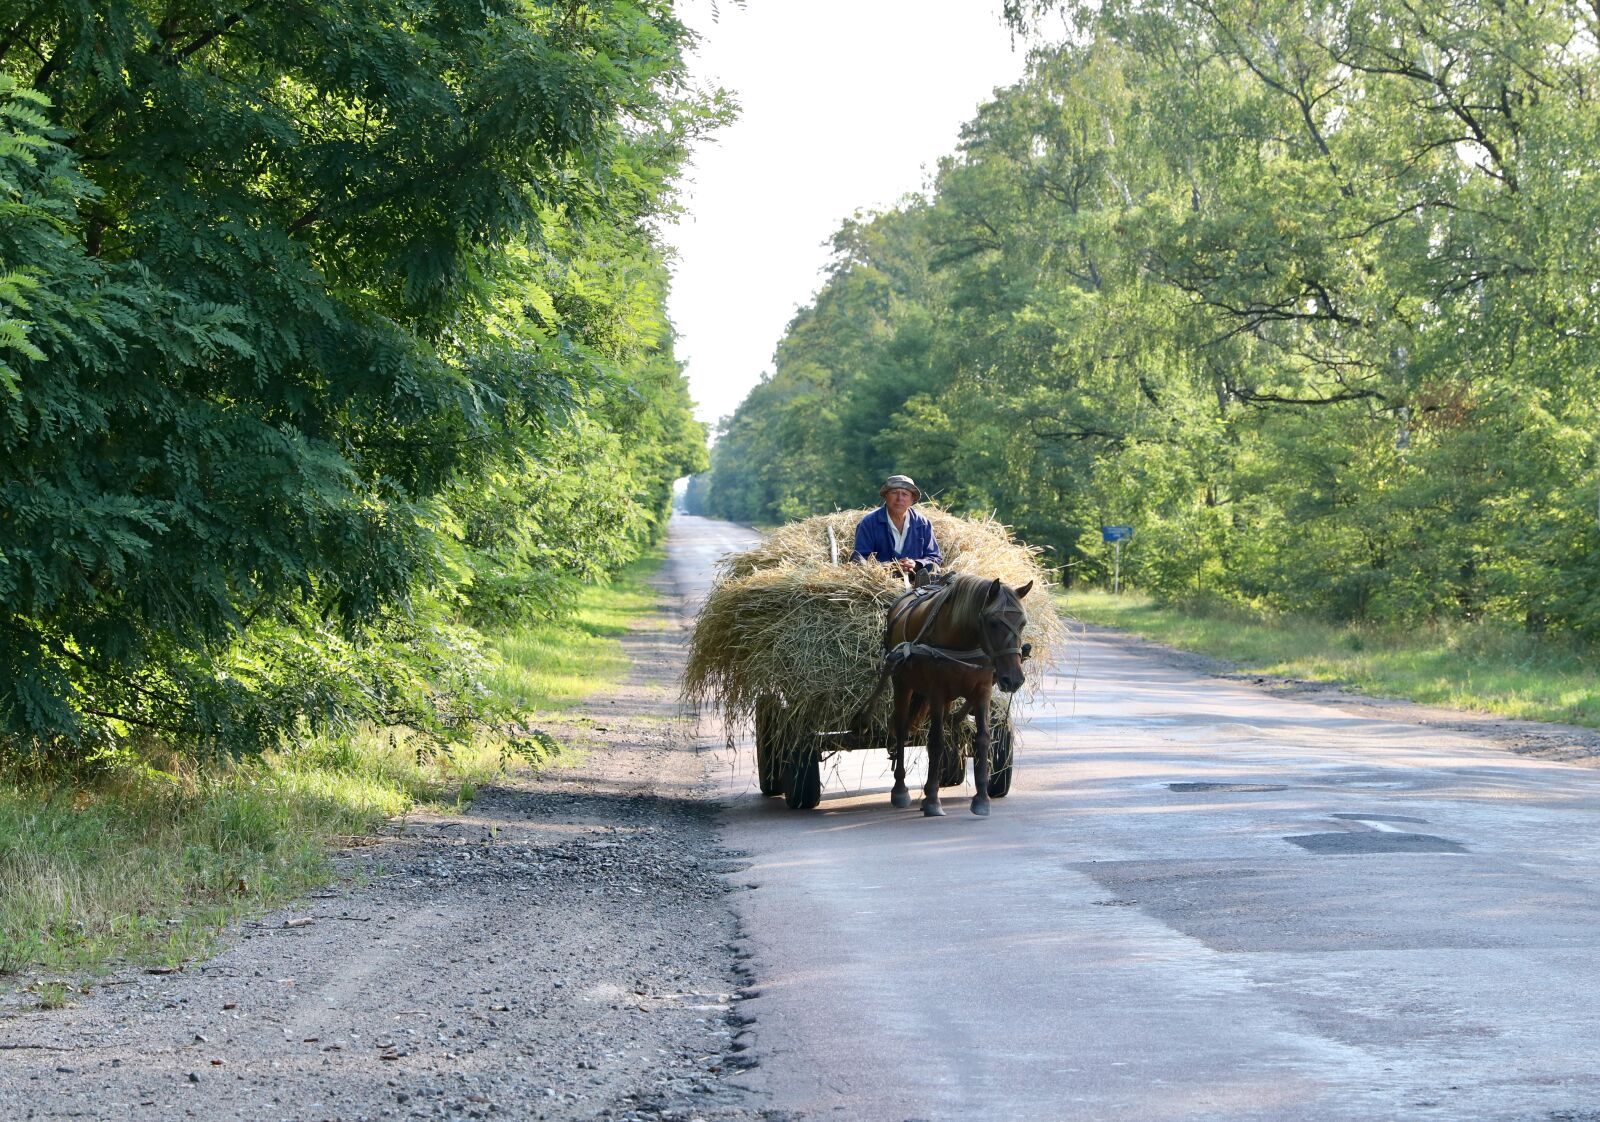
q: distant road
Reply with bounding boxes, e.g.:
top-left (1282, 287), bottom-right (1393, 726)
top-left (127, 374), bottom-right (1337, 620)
top-left (668, 512), bottom-right (1600, 1122)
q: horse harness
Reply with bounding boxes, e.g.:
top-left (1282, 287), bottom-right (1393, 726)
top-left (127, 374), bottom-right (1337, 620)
top-left (883, 574), bottom-right (1027, 666)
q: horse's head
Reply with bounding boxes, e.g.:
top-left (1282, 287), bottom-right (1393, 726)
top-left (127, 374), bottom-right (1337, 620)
top-left (980, 578), bottom-right (1033, 693)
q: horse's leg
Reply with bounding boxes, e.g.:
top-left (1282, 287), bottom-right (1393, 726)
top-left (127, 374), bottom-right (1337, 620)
top-left (922, 686), bottom-right (947, 817)
top-left (889, 683), bottom-right (914, 809)
top-left (970, 683), bottom-right (994, 817)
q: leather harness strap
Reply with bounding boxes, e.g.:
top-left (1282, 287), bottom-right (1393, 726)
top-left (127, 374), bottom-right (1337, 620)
top-left (885, 580), bottom-right (953, 649)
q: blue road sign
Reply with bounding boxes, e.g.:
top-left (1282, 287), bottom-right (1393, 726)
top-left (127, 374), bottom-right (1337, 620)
top-left (1101, 525), bottom-right (1133, 543)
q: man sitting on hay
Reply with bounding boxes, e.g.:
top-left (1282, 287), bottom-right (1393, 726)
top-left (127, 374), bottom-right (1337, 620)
top-left (851, 474), bottom-right (943, 575)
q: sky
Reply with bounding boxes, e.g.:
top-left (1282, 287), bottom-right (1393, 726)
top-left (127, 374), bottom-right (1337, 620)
top-left (664, 1), bottom-right (1034, 431)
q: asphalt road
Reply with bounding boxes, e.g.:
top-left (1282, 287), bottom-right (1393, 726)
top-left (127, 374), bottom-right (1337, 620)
top-left (668, 513), bottom-right (1600, 1122)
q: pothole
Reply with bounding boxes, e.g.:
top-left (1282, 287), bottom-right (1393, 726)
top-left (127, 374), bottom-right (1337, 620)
top-left (1285, 832), bottom-right (1467, 854)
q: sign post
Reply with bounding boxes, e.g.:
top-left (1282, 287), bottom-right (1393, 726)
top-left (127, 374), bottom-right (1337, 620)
top-left (1100, 525), bottom-right (1133, 594)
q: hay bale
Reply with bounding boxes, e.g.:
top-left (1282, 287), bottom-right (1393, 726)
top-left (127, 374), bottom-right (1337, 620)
top-left (686, 507), bottom-right (1064, 758)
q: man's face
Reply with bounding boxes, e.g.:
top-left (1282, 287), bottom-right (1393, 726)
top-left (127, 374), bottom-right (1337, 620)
top-left (884, 488), bottom-right (915, 518)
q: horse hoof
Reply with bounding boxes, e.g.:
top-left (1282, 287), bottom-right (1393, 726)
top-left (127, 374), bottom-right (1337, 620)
top-left (890, 787), bottom-right (911, 809)
top-left (971, 799), bottom-right (991, 817)
top-left (922, 802), bottom-right (945, 817)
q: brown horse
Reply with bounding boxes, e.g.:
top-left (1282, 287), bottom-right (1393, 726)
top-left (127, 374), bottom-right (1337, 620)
top-left (883, 574), bottom-right (1033, 817)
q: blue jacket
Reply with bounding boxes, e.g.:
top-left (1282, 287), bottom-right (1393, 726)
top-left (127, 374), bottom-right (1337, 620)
top-left (851, 506), bottom-right (943, 567)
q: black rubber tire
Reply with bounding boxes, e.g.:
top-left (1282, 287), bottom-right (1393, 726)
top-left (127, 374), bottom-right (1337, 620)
top-left (783, 745), bottom-right (822, 810)
top-left (937, 736), bottom-right (967, 789)
top-left (754, 697), bottom-right (784, 797)
top-left (987, 725), bottom-right (1015, 799)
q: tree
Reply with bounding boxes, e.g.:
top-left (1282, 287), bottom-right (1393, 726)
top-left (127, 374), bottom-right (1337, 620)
top-left (0, 3), bottom-right (717, 754)
top-left (707, 0), bottom-right (1600, 634)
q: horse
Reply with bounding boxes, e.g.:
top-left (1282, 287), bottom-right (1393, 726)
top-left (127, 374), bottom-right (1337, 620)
top-left (881, 573), bottom-right (1033, 817)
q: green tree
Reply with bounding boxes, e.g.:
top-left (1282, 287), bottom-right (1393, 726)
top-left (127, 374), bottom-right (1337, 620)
top-left (1, 3), bottom-right (715, 754)
top-left (709, 0), bottom-right (1600, 634)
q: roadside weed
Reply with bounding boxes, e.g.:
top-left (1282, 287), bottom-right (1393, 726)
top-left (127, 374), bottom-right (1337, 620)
top-left (1, 553), bottom-right (662, 987)
top-left (488, 549), bottom-right (661, 712)
top-left (29, 980), bottom-right (72, 1010)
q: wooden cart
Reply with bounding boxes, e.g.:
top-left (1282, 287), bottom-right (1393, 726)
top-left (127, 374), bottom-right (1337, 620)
top-left (752, 695), bottom-right (1016, 811)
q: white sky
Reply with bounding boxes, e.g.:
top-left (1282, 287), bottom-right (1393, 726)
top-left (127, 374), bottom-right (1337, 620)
top-left (665, 1), bottom-right (1031, 431)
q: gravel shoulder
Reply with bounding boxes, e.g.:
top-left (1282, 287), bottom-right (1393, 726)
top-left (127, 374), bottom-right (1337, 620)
top-left (1081, 622), bottom-right (1600, 764)
top-left (0, 570), bottom-right (770, 1122)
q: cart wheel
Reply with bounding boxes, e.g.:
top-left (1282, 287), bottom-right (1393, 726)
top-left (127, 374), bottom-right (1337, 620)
top-left (783, 745), bottom-right (822, 810)
top-left (987, 725), bottom-right (1016, 799)
top-left (754, 697), bottom-right (784, 797)
top-left (938, 742), bottom-right (967, 789)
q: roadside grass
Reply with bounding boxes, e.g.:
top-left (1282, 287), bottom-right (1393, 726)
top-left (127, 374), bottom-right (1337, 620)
top-left (487, 548), bottom-right (664, 711)
top-left (1064, 590), bottom-right (1600, 729)
top-left (0, 551), bottom-right (663, 987)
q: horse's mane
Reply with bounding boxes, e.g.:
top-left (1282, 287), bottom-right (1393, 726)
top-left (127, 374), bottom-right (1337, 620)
top-left (886, 573), bottom-right (1014, 649)
top-left (941, 573), bottom-right (1006, 631)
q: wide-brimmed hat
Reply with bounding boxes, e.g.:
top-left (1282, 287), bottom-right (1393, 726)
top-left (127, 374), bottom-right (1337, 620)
top-left (879, 474), bottom-right (920, 500)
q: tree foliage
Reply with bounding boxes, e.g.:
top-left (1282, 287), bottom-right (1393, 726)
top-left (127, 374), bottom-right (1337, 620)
top-left (0, 3), bottom-right (714, 756)
top-left (697, 0), bottom-right (1600, 636)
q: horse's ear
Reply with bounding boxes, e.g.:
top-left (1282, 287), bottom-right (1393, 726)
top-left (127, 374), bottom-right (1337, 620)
top-left (1015, 580), bottom-right (1033, 600)
top-left (987, 577), bottom-right (1002, 602)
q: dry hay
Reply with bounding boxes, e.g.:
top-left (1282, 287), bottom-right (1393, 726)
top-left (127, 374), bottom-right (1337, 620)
top-left (717, 506), bottom-right (1048, 590)
top-left (685, 506), bottom-right (1065, 760)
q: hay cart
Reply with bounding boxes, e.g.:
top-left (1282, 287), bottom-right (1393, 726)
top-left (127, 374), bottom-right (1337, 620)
top-left (752, 692), bottom-right (1017, 811)
top-left (750, 522), bottom-right (1016, 811)
top-left (686, 509), bottom-right (1060, 814)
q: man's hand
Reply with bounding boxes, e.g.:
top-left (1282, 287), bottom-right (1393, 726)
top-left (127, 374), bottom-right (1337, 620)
top-left (892, 558), bottom-right (917, 574)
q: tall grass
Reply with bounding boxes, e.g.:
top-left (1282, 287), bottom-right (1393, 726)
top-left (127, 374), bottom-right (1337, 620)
top-left (0, 739), bottom-right (454, 976)
top-left (487, 549), bottom-right (662, 710)
top-left (1, 551), bottom-right (663, 986)
top-left (1066, 590), bottom-right (1600, 728)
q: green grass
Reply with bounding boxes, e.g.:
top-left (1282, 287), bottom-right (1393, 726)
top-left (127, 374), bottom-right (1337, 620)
top-left (1, 552), bottom-right (664, 984)
top-left (0, 734), bottom-right (527, 979)
top-left (1064, 590), bottom-right (1600, 729)
top-left (29, 979), bottom-right (73, 1010)
top-left (486, 547), bottom-right (663, 712)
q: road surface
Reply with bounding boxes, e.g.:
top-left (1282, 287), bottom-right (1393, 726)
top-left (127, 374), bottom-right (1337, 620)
top-left (668, 514), bottom-right (1600, 1122)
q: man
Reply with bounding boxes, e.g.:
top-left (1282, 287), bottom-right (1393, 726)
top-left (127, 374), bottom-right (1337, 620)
top-left (851, 474), bottom-right (943, 574)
